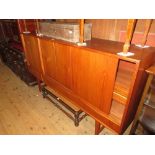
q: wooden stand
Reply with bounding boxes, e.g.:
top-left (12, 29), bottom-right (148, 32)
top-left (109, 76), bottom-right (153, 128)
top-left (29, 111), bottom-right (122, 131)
top-left (130, 64), bottom-right (155, 134)
top-left (42, 86), bottom-right (87, 126)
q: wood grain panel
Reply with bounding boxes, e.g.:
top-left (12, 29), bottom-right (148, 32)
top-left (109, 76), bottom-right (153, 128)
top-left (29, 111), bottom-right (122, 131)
top-left (44, 74), bottom-right (120, 133)
top-left (35, 34), bottom-right (155, 133)
top-left (39, 37), bottom-right (119, 114)
top-left (22, 35), bottom-right (42, 79)
top-left (86, 19), bottom-right (116, 40)
top-left (70, 47), bottom-right (118, 114)
top-left (85, 19), bottom-right (155, 44)
top-left (39, 39), bottom-right (72, 89)
top-left (54, 42), bottom-right (72, 89)
top-left (39, 38), bottom-right (56, 79)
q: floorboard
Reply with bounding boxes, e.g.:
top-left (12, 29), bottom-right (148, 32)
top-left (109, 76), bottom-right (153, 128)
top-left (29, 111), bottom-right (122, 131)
top-left (0, 61), bottom-right (134, 135)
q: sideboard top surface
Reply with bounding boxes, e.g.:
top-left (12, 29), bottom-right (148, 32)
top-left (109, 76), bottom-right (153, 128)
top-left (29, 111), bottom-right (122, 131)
top-left (22, 33), bottom-right (155, 64)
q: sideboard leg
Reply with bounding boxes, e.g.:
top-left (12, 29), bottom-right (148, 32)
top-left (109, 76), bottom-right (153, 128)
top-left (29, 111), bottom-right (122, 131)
top-left (95, 121), bottom-right (105, 135)
top-left (95, 121), bottom-right (101, 135)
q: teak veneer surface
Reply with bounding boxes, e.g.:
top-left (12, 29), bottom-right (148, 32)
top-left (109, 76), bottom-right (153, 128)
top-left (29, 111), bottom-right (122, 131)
top-left (21, 33), bottom-right (155, 134)
top-left (24, 33), bottom-right (155, 64)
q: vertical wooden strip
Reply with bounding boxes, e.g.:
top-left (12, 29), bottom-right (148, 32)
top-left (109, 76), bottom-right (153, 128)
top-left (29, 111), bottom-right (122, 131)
top-left (141, 19), bottom-right (153, 47)
top-left (17, 20), bottom-right (22, 33)
top-left (23, 19), bottom-right (28, 32)
top-left (79, 19), bottom-right (85, 43)
top-left (123, 19), bottom-right (137, 53)
top-left (36, 19), bottom-right (40, 34)
top-left (111, 19), bottom-right (117, 40)
top-left (37, 38), bottom-right (45, 76)
top-left (20, 34), bottom-right (30, 66)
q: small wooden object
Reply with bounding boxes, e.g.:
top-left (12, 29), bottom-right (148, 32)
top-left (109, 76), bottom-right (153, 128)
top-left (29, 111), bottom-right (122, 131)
top-left (141, 19), bottom-right (153, 47)
top-left (36, 19), bottom-right (40, 34)
top-left (123, 19), bottom-right (137, 53)
top-left (23, 19), bottom-right (28, 32)
top-left (39, 21), bottom-right (91, 43)
top-left (77, 19), bottom-right (87, 46)
top-left (79, 19), bottom-right (84, 43)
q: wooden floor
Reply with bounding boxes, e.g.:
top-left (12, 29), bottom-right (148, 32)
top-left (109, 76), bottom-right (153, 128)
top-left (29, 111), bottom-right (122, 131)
top-left (0, 60), bottom-right (135, 135)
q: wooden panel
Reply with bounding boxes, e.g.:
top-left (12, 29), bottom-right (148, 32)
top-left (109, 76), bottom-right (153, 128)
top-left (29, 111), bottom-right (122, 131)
top-left (43, 73), bottom-right (120, 133)
top-left (39, 38), bottom-right (56, 79)
top-left (22, 35), bottom-right (42, 79)
top-left (119, 62), bottom-right (141, 133)
top-left (86, 19), bottom-right (117, 40)
top-left (56, 19), bottom-right (80, 23)
top-left (70, 47), bottom-right (118, 114)
top-left (113, 60), bottom-right (136, 103)
top-left (39, 39), bottom-right (72, 89)
top-left (54, 42), bottom-right (72, 89)
top-left (119, 31), bottom-right (155, 47)
top-left (85, 19), bottom-right (155, 45)
top-left (31, 34), bottom-right (155, 134)
top-left (110, 100), bottom-right (125, 124)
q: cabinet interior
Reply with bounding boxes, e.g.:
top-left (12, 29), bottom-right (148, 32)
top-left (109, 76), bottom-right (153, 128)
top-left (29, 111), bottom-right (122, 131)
top-left (110, 60), bottom-right (136, 124)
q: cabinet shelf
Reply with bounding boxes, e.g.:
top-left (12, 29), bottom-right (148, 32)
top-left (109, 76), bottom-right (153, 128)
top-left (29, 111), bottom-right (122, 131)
top-left (110, 100), bottom-right (125, 124)
top-left (112, 60), bottom-right (136, 105)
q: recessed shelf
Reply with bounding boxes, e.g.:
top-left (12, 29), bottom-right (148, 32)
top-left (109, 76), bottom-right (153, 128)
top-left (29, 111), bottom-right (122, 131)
top-left (110, 100), bottom-right (125, 124)
top-left (112, 60), bottom-right (136, 105)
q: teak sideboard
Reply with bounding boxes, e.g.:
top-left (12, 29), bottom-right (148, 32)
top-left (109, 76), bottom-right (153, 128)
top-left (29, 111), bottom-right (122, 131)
top-left (20, 33), bottom-right (155, 134)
